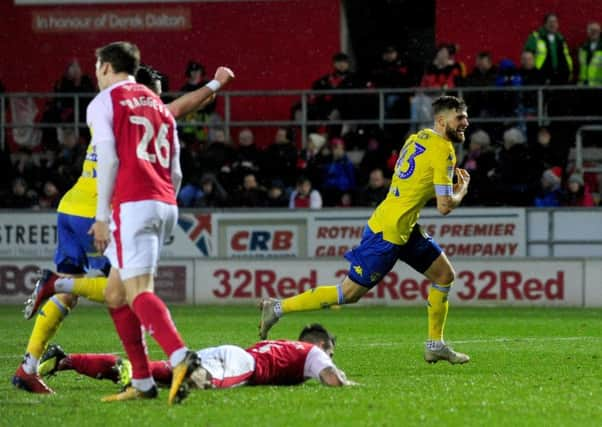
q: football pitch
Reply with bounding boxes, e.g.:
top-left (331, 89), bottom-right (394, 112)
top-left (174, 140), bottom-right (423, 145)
top-left (1, 305), bottom-right (601, 427)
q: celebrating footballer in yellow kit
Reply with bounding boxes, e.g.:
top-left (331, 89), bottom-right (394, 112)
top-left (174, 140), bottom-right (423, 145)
top-left (260, 95), bottom-right (471, 364)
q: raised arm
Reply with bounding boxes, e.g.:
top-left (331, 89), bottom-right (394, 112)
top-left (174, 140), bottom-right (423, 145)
top-left (167, 66), bottom-right (235, 119)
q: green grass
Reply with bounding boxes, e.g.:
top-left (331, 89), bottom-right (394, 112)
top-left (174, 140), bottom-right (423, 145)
top-left (2, 305), bottom-right (602, 426)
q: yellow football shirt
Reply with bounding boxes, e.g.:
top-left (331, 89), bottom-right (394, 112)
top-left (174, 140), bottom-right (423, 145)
top-left (56, 139), bottom-right (97, 218)
top-left (367, 128), bottom-right (456, 245)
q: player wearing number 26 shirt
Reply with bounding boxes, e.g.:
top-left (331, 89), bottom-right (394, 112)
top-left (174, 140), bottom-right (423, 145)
top-left (260, 96), bottom-right (473, 366)
top-left (88, 75), bottom-right (180, 280)
top-left (88, 42), bottom-right (198, 404)
top-left (92, 78), bottom-right (179, 207)
top-left (90, 75), bottom-right (181, 272)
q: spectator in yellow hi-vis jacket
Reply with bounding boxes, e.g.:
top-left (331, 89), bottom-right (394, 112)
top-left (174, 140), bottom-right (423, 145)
top-left (524, 13), bottom-right (573, 84)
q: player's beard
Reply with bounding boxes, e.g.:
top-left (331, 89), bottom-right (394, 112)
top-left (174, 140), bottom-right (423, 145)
top-left (445, 124), bottom-right (465, 144)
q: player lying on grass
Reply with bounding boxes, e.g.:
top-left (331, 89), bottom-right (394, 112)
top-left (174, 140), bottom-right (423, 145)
top-left (260, 96), bottom-right (472, 365)
top-left (13, 63), bottom-right (234, 395)
top-left (38, 324), bottom-right (355, 392)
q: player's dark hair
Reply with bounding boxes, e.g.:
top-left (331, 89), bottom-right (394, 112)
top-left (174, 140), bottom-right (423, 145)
top-left (96, 41), bottom-right (140, 75)
top-left (299, 323), bottom-right (336, 347)
top-left (432, 95), bottom-right (467, 116)
top-left (136, 64), bottom-right (162, 90)
top-left (477, 51), bottom-right (491, 59)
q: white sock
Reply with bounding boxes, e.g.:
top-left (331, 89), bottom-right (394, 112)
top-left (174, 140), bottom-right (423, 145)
top-left (273, 300), bottom-right (283, 317)
top-left (131, 377), bottom-right (155, 392)
top-left (22, 353), bottom-right (39, 375)
top-left (426, 340), bottom-right (445, 351)
top-left (169, 347), bottom-right (188, 367)
top-left (54, 277), bottom-right (75, 293)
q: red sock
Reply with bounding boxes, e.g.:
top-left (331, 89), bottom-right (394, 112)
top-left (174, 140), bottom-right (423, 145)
top-left (69, 354), bottom-right (120, 382)
top-left (109, 305), bottom-right (151, 380)
top-left (131, 292), bottom-right (185, 360)
top-left (149, 360), bottom-right (172, 386)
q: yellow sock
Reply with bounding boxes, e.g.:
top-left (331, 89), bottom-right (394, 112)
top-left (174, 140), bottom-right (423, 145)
top-left (73, 276), bottom-right (107, 303)
top-left (427, 283), bottom-right (451, 341)
top-left (25, 297), bottom-right (70, 359)
top-left (281, 285), bottom-right (342, 314)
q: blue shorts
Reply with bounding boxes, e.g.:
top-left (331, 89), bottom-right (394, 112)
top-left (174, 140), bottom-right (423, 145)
top-left (54, 213), bottom-right (111, 275)
top-left (344, 224), bottom-right (442, 288)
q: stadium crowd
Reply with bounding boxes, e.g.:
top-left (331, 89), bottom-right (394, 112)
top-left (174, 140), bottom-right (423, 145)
top-left (1, 13), bottom-right (600, 209)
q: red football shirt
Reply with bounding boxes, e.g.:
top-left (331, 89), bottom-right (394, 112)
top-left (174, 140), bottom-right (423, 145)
top-left (246, 340), bottom-right (334, 385)
top-left (89, 79), bottom-right (178, 209)
top-left (111, 82), bottom-right (177, 206)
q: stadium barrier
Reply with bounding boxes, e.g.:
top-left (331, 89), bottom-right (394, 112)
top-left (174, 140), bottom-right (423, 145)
top-left (2, 85), bottom-right (602, 164)
top-left (0, 208), bottom-right (600, 306)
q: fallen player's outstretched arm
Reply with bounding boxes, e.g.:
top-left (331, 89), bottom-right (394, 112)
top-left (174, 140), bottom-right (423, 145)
top-left (319, 367), bottom-right (357, 387)
top-left (167, 66), bottom-right (235, 119)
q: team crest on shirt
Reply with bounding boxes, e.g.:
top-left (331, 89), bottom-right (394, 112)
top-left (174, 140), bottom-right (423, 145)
top-left (370, 272), bottom-right (382, 283)
top-left (178, 213), bottom-right (212, 256)
top-left (353, 265), bottom-right (363, 276)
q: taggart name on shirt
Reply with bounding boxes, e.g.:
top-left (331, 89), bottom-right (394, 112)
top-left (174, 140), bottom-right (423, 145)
top-left (119, 96), bottom-right (171, 119)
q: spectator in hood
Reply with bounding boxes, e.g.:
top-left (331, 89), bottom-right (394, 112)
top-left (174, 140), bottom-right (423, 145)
top-left (356, 168), bottom-right (388, 207)
top-left (195, 173), bottom-right (228, 208)
top-left (562, 173), bottom-right (595, 207)
top-left (534, 166), bottom-right (563, 207)
top-left (459, 129), bottom-right (497, 205)
top-left (266, 179), bottom-right (289, 207)
top-left (494, 127), bottom-right (538, 206)
top-left (321, 138), bottom-right (356, 206)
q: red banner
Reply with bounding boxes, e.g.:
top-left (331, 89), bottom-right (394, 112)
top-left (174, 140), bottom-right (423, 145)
top-left (436, 0), bottom-right (602, 65)
top-left (0, 1), bottom-right (340, 99)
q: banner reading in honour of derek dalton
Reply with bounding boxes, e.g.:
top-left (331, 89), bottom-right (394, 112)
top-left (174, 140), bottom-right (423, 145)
top-left (32, 8), bottom-right (191, 33)
top-left (308, 208), bottom-right (526, 258)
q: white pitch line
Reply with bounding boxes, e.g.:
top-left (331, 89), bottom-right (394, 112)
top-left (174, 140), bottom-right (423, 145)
top-left (0, 350), bottom-right (166, 360)
top-left (350, 336), bottom-right (602, 347)
top-left (1, 337), bottom-right (599, 359)
top-left (454, 336), bottom-right (601, 344)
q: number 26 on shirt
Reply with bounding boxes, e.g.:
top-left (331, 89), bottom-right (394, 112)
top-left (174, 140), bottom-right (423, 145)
top-left (130, 115), bottom-right (170, 168)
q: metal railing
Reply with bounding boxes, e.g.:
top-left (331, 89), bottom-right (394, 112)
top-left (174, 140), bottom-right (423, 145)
top-left (1, 85), bottom-right (601, 151)
top-left (575, 125), bottom-right (602, 173)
